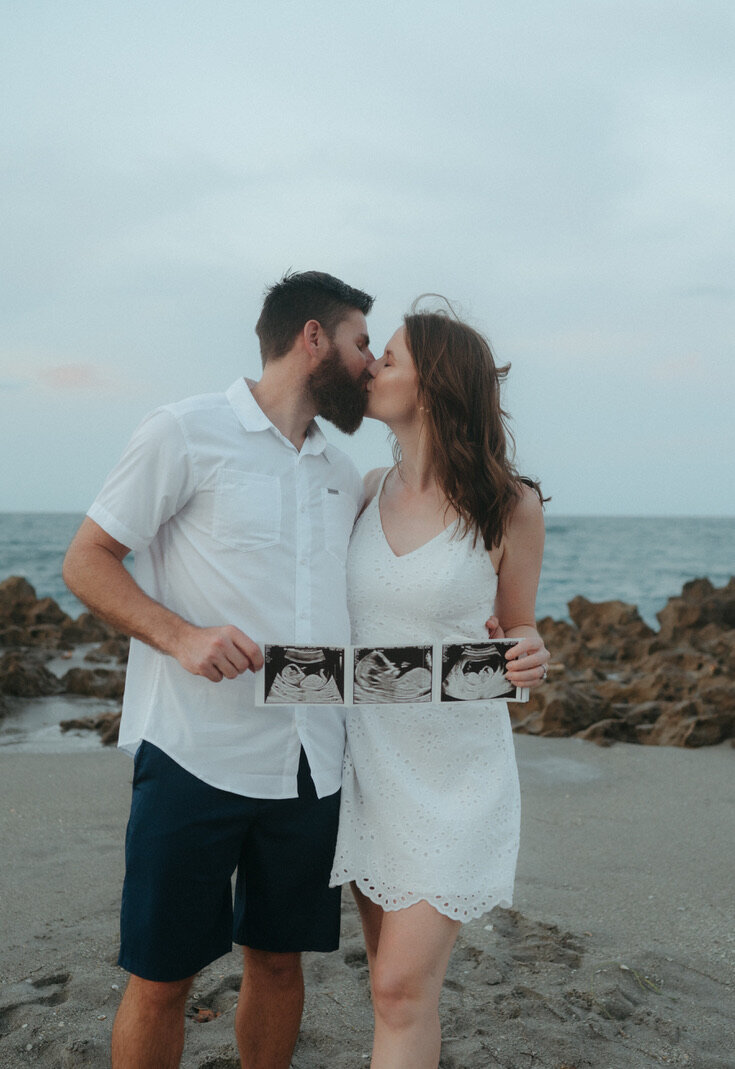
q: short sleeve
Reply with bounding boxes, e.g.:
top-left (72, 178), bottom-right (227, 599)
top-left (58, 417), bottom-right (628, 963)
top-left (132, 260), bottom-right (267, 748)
top-left (87, 408), bottom-right (195, 551)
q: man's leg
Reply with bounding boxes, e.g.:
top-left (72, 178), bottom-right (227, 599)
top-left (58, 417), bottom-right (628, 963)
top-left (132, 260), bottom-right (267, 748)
top-left (116, 744), bottom-right (256, 1067)
top-left (111, 973), bottom-right (195, 1069)
top-left (235, 948), bottom-right (304, 1069)
top-left (232, 751), bottom-right (341, 1067)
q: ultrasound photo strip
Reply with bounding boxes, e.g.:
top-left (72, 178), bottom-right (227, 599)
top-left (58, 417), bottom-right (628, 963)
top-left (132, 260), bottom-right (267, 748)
top-left (255, 641), bottom-right (529, 706)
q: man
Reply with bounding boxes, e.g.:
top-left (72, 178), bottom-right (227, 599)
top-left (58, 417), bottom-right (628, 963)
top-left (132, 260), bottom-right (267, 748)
top-left (63, 271), bottom-right (375, 1069)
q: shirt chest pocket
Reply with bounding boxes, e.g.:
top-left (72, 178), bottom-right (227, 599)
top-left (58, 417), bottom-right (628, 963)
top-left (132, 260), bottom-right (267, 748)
top-left (213, 470), bottom-right (281, 551)
top-left (322, 487), bottom-right (357, 562)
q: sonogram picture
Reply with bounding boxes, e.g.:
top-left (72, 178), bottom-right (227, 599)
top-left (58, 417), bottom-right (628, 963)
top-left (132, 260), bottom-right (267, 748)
top-left (261, 646), bottom-right (345, 705)
top-left (256, 640), bottom-right (528, 706)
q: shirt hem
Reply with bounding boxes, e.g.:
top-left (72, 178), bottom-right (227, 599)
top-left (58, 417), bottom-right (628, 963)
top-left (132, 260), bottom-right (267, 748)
top-left (118, 734), bottom-right (342, 800)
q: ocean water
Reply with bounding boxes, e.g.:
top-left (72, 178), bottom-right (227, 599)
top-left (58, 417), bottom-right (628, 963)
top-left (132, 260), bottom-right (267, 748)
top-left (0, 513), bottom-right (733, 629)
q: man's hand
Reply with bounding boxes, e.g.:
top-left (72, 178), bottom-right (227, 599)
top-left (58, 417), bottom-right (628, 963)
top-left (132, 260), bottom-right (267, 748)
top-left (484, 615), bottom-right (506, 639)
top-left (173, 623), bottom-right (264, 682)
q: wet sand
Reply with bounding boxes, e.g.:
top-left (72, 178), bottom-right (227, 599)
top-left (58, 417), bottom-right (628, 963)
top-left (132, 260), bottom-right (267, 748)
top-left (1, 735), bottom-right (733, 1068)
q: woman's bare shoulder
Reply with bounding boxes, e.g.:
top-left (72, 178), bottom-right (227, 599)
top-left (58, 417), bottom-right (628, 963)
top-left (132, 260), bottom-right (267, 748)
top-left (505, 483), bottom-right (545, 546)
top-left (514, 482), bottom-right (545, 519)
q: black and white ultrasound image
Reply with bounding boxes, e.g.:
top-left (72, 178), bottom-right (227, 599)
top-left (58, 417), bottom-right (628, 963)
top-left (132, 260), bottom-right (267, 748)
top-left (263, 645), bottom-right (345, 704)
top-left (352, 645), bottom-right (433, 704)
top-left (441, 641), bottom-right (518, 701)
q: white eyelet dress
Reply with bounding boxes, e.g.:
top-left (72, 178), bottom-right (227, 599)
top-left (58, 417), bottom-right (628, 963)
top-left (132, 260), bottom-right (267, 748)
top-left (329, 473), bottom-right (521, 922)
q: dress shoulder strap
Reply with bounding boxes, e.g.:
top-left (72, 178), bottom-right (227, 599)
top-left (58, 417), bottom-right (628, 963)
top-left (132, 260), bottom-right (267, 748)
top-left (363, 466), bottom-right (393, 514)
top-left (376, 466), bottom-right (392, 497)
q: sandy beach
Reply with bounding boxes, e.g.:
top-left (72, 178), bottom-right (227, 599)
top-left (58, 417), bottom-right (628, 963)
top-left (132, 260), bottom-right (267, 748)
top-left (1, 735), bottom-right (733, 1069)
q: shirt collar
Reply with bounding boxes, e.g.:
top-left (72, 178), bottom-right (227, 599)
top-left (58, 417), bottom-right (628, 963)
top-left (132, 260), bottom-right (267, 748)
top-left (226, 377), bottom-right (329, 459)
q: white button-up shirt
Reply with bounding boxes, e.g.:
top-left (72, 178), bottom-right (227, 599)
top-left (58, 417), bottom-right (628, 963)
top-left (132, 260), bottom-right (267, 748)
top-left (87, 378), bottom-right (362, 798)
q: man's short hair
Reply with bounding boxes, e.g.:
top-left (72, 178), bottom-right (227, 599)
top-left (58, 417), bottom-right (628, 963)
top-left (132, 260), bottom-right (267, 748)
top-left (255, 271), bottom-right (375, 365)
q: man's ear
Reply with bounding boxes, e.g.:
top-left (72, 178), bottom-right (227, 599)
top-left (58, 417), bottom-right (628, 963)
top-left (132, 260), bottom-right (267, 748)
top-left (303, 319), bottom-right (325, 358)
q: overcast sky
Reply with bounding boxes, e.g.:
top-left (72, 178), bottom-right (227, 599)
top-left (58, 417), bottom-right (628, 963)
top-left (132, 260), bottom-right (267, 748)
top-left (2, 0), bottom-right (733, 515)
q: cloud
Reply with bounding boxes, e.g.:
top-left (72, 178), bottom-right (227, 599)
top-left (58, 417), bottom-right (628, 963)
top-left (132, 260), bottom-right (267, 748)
top-left (648, 353), bottom-right (708, 384)
top-left (1, 353), bottom-right (116, 392)
top-left (37, 363), bottom-right (110, 390)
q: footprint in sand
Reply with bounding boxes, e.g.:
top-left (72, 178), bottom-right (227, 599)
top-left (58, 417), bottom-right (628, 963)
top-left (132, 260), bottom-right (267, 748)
top-left (0, 970), bottom-right (71, 1032)
top-left (343, 947), bottom-right (368, 970)
top-left (194, 1053), bottom-right (241, 1069)
top-left (186, 974), bottom-right (242, 1020)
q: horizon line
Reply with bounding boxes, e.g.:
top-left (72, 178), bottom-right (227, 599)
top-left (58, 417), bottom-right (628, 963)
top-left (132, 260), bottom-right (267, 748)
top-left (1, 510), bottom-right (734, 521)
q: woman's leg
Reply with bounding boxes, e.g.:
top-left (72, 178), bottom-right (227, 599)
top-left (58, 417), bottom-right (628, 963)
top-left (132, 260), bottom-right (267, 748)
top-left (351, 882), bottom-right (385, 971)
top-left (366, 899), bottom-right (461, 1069)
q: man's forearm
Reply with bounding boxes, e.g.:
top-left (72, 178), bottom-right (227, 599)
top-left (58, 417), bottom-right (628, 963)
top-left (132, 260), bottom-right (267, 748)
top-left (63, 525), bottom-right (263, 682)
top-left (63, 539), bottom-right (192, 656)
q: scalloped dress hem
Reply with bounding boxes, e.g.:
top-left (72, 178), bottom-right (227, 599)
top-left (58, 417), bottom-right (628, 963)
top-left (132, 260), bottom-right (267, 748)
top-left (330, 871), bottom-right (513, 923)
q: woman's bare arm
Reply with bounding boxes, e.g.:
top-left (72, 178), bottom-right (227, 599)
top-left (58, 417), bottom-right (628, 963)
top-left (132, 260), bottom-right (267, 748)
top-left (492, 486), bottom-right (549, 688)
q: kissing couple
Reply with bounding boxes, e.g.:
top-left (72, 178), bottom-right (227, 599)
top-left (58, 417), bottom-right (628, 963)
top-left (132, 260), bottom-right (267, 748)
top-left (64, 269), bottom-right (549, 1068)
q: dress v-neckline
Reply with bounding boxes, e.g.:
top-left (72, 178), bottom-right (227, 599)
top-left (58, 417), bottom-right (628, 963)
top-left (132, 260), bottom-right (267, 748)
top-left (375, 469), bottom-right (459, 560)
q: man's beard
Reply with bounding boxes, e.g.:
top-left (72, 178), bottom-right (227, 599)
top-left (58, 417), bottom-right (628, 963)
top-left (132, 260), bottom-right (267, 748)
top-left (307, 344), bottom-right (369, 435)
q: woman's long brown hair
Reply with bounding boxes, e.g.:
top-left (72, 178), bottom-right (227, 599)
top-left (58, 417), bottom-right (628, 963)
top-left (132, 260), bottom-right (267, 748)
top-left (399, 302), bottom-right (545, 551)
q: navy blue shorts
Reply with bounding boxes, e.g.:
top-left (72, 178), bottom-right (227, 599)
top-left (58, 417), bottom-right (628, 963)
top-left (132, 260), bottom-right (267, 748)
top-left (118, 742), bottom-right (342, 982)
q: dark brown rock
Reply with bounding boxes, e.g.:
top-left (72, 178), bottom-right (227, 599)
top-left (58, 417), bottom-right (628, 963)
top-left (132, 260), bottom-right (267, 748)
top-left (0, 578), bottom-right (70, 639)
top-left (100, 712), bottom-right (122, 745)
top-left (511, 577), bottom-right (735, 749)
top-left (576, 718), bottom-right (637, 746)
top-left (512, 682), bottom-right (605, 737)
top-left (698, 627), bottom-right (735, 672)
top-left (0, 652), bottom-right (62, 697)
top-left (84, 637), bottom-right (130, 664)
top-left (656, 577), bottom-right (735, 644)
top-left (59, 710), bottom-right (121, 745)
top-left (25, 624), bottom-right (69, 648)
top-left (59, 613), bottom-right (117, 646)
top-left (536, 616), bottom-right (597, 671)
top-left (0, 625), bottom-right (34, 648)
top-left (0, 576), bottom-right (38, 622)
top-left (24, 596), bottom-right (68, 627)
top-left (566, 597), bottom-right (656, 663)
top-left (645, 701), bottom-right (733, 747)
top-left (620, 701), bottom-right (665, 726)
top-left (61, 667), bottom-right (126, 700)
top-left (697, 682), bottom-right (735, 715)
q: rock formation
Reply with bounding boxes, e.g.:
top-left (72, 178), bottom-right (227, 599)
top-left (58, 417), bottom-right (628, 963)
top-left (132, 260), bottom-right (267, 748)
top-left (0, 576), bottom-right (126, 741)
top-left (1, 574), bottom-right (733, 748)
top-left (513, 578), bottom-right (735, 746)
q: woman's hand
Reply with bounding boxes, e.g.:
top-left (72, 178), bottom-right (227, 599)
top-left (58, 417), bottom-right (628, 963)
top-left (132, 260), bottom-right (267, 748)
top-left (484, 615), bottom-right (505, 639)
top-left (503, 634), bottom-right (550, 689)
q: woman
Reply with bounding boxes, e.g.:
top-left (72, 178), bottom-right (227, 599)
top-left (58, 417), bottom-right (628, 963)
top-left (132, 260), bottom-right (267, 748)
top-left (330, 304), bottom-right (549, 1068)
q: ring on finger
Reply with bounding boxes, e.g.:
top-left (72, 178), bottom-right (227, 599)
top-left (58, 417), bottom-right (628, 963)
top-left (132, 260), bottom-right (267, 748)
top-left (541, 664), bottom-right (548, 680)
